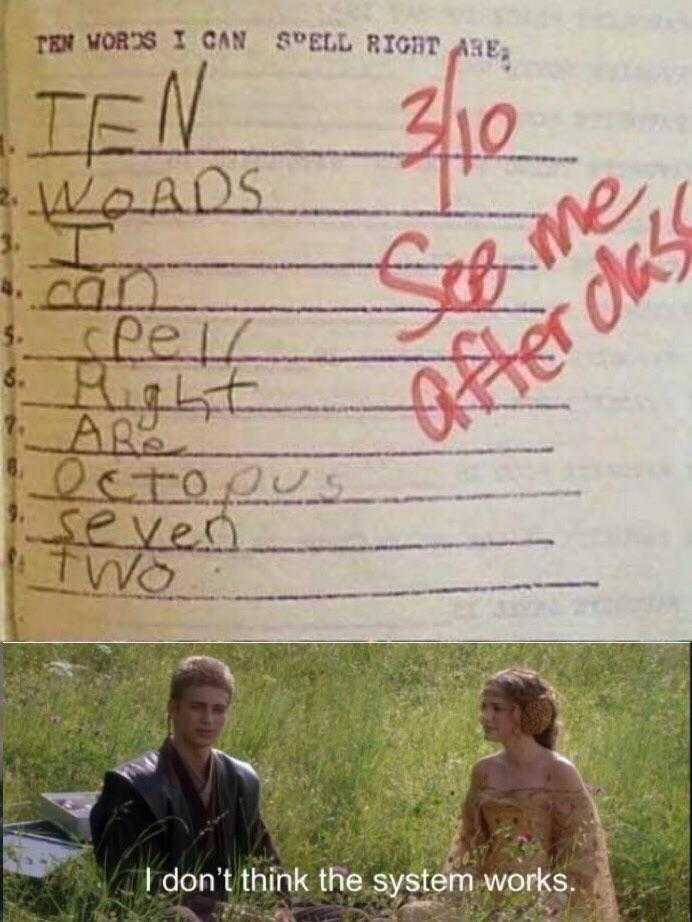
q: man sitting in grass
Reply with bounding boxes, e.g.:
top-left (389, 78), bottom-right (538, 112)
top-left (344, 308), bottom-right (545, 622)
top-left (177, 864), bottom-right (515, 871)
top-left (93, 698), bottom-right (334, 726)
top-left (90, 655), bottom-right (279, 921)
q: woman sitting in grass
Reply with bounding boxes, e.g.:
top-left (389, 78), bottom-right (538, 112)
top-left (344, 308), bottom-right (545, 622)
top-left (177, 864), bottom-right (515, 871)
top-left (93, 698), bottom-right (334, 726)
top-left (440, 667), bottom-right (620, 920)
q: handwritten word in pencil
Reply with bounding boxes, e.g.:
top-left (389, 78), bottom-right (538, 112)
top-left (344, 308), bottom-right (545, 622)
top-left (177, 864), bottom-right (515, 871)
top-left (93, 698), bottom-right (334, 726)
top-left (42, 460), bottom-right (343, 594)
top-left (51, 457), bottom-right (343, 504)
top-left (36, 60), bottom-right (207, 165)
top-left (38, 163), bottom-right (262, 228)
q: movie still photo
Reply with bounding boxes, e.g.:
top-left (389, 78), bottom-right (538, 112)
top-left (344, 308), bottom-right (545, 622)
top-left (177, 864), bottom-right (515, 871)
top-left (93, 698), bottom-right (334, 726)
top-left (2, 644), bottom-right (689, 921)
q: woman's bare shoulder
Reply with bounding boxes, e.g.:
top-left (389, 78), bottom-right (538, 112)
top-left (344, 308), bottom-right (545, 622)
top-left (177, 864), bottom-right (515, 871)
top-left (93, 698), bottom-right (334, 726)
top-left (470, 753), bottom-right (501, 787)
top-left (544, 752), bottom-right (585, 790)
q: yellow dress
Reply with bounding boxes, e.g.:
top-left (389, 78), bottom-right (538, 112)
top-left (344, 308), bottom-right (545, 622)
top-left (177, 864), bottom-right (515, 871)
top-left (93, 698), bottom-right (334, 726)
top-left (443, 786), bottom-right (620, 921)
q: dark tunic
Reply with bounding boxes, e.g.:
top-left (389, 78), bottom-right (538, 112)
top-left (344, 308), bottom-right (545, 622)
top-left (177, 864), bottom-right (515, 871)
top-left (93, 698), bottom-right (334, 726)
top-left (90, 738), bottom-right (279, 912)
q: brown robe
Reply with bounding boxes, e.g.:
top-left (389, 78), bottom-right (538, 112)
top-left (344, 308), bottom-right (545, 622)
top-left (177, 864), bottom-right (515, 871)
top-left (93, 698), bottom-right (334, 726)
top-left (443, 784), bottom-right (620, 920)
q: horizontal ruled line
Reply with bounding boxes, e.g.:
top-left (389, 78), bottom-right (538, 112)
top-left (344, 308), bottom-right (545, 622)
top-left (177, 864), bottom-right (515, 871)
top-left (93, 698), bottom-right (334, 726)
top-left (26, 537), bottom-right (554, 555)
top-left (29, 260), bottom-right (539, 271)
top-left (27, 146), bottom-right (579, 163)
top-left (29, 206), bottom-right (538, 220)
top-left (20, 401), bottom-right (571, 414)
top-left (22, 352), bottom-right (554, 365)
top-left (26, 579), bottom-right (598, 604)
top-left (36, 304), bottom-right (548, 315)
top-left (24, 445), bottom-right (554, 459)
top-left (27, 488), bottom-right (581, 507)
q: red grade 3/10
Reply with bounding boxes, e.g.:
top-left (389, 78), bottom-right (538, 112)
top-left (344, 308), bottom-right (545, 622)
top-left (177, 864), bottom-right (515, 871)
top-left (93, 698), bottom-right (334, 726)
top-left (378, 47), bottom-right (691, 443)
top-left (401, 43), bottom-right (517, 214)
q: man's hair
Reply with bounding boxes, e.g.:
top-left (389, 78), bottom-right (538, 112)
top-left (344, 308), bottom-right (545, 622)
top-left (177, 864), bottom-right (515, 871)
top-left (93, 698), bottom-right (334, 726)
top-left (169, 655), bottom-right (236, 703)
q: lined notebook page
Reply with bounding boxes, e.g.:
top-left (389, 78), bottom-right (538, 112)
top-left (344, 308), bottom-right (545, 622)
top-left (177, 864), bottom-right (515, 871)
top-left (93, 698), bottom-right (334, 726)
top-left (1, 0), bottom-right (12, 640)
top-left (6, 0), bottom-right (690, 639)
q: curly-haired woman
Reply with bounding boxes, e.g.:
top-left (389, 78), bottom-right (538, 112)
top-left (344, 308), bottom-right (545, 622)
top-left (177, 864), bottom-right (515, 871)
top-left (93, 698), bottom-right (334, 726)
top-left (398, 669), bottom-right (620, 922)
top-left (440, 667), bottom-right (620, 920)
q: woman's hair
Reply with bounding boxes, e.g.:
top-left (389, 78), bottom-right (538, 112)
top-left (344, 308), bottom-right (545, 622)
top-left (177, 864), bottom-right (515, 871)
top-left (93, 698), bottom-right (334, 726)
top-left (169, 655), bottom-right (235, 703)
top-left (484, 667), bottom-right (560, 750)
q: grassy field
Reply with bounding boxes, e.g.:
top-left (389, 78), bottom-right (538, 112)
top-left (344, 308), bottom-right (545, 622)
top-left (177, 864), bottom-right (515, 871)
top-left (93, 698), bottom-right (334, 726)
top-left (2, 644), bottom-right (689, 920)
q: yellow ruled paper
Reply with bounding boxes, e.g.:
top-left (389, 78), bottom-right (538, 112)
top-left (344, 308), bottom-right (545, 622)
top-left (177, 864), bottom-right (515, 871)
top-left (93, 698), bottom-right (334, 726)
top-left (3, 0), bottom-right (690, 639)
top-left (1, 0), bottom-right (13, 640)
